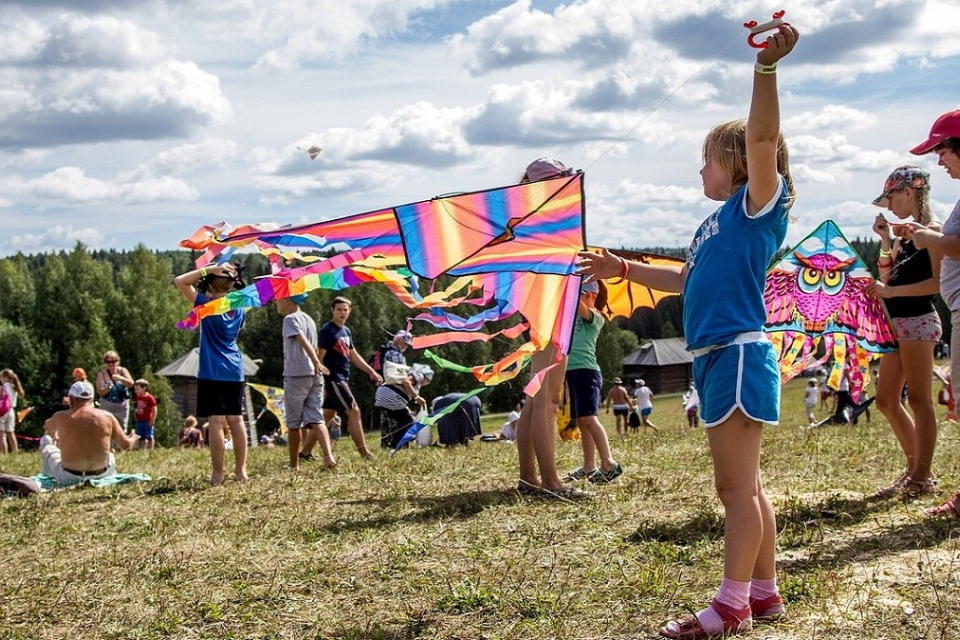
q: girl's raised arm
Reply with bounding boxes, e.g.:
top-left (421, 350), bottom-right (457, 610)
top-left (745, 24), bottom-right (799, 214)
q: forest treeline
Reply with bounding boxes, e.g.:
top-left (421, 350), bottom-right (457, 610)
top-left (0, 237), bottom-right (889, 445)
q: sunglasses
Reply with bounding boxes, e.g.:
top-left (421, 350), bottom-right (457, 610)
top-left (104, 359), bottom-right (119, 364)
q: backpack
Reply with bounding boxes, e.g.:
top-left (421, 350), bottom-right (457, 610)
top-left (369, 345), bottom-right (389, 375)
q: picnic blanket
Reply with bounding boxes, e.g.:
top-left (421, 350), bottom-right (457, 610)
top-left (1, 472), bottom-right (151, 497)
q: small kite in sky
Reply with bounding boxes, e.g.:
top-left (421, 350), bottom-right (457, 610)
top-left (297, 145), bottom-right (322, 160)
top-left (764, 220), bottom-right (896, 401)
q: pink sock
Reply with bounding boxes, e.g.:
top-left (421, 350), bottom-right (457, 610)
top-left (686, 578), bottom-right (750, 635)
top-left (751, 577), bottom-right (778, 601)
top-left (716, 577), bottom-right (751, 610)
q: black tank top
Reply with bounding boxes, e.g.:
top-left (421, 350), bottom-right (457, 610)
top-left (885, 239), bottom-right (935, 318)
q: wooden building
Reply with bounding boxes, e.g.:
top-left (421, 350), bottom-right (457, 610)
top-left (157, 348), bottom-right (261, 444)
top-left (621, 337), bottom-right (693, 394)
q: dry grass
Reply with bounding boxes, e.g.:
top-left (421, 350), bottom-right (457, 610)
top-left (3, 377), bottom-right (960, 639)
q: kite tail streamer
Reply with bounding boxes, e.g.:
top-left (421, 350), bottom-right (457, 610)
top-left (392, 388), bottom-right (488, 454)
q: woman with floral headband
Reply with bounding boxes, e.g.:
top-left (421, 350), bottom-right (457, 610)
top-left (867, 166), bottom-right (942, 499)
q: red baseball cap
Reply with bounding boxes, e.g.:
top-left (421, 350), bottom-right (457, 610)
top-left (911, 110), bottom-right (960, 155)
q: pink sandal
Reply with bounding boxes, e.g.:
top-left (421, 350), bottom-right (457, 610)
top-left (750, 593), bottom-right (786, 622)
top-left (929, 491), bottom-right (960, 517)
top-left (659, 599), bottom-right (752, 639)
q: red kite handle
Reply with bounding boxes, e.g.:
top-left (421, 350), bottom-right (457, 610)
top-left (744, 10), bottom-right (786, 49)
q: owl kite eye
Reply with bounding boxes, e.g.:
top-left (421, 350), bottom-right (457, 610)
top-left (823, 270), bottom-right (842, 288)
top-left (822, 270), bottom-right (845, 294)
top-left (801, 268), bottom-right (820, 286)
top-left (797, 267), bottom-right (821, 294)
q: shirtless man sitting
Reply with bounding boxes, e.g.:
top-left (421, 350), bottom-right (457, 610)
top-left (41, 381), bottom-right (138, 486)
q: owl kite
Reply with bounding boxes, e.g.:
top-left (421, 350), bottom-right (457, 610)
top-left (764, 220), bottom-right (896, 401)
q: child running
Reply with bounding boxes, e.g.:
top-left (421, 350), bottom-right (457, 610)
top-left (803, 379), bottom-right (818, 426)
top-left (579, 22), bottom-right (799, 639)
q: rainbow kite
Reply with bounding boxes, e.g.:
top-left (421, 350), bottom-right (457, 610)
top-left (764, 220), bottom-right (897, 401)
top-left (178, 174), bottom-right (586, 394)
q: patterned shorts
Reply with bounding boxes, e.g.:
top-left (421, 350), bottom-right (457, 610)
top-left (893, 311), bottom-right (942, 342)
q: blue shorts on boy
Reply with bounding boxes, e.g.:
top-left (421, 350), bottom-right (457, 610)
top-left (693, 341), bottom-right (781, 427)
top-left (565, 368), bottom-right (602, 418)
top-left (135, 420), bottom-right (154, 440)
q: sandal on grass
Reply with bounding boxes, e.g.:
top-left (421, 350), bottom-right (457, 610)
top-left (929, 491), bottom-right (960, 517)
top-left (540, 486), bottom-right (592, 500)
top-left (750, 593), bottom-right (786, 623)
top-left (902, 477), bottom-right (938, 499)
top-left (877, 471), bottom-right (910, 497)
top-left (659, 599), bottom-right (752, 639)
top-left (516, 480), bottom-right (541, 496)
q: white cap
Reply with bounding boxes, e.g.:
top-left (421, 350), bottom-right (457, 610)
top-left (69, 380), bottom-right (95, 399)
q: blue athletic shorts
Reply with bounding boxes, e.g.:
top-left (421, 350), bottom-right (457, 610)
top-left (135, 420), bottom-right (154, 440)
top-left (565, 368), bottom-right (602, 418)
top-left (641, 407), bottom-right (652, 417)
top-left (693, 340), bottom-right (780, 427)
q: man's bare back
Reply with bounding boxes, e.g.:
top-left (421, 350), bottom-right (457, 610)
top-left (45, 403), bottom-right (135, 472)
top-left (607, 385), bottom-right (631, 405)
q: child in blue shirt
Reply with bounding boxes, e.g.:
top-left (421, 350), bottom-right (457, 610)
top-left (579, 22), bottom-right (799, 639)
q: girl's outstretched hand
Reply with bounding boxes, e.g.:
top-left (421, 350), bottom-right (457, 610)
top-left (757, 24), bottom-right (799, 65)
top-left (576, 248), bottom-right (620, 282)
top-left (892, 221), bottom-right (920, 241)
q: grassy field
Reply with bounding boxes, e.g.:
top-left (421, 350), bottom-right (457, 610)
top-left (3, 377), bottom-right (960, 639)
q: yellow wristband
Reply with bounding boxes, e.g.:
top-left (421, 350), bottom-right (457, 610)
top-left (199, 268), bottom-right (208, 277)
top-left (879, 248), bottom-right (892, 258)
top-left (754, 62), bottom-right (777, 75)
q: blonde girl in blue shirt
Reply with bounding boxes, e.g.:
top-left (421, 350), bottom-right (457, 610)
top-left (579, 23), bottom-right (799, 639)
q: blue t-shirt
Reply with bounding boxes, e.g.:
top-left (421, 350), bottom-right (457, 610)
top-left (196, 292), bottom-right (246, 382)
top-left (318, 321), bottom-right (353, 382)
top-left (683, 177), bottom-right (788, 351)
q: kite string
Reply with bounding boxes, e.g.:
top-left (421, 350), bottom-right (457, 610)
top-left (582, 29), bottom-right (744, 175)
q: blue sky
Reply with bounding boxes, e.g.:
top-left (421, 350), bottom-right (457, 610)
top-left (1, 0), bottom-right (959, 257)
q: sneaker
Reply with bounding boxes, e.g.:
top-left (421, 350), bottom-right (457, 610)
top-left (298, 452), bottom-right (316, 462)
top-left (588, 462), bottom-right (623, 484)
top-left (563, 467), bottom-right (595, 482)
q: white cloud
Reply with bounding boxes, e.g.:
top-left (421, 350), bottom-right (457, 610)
top-left (450, 0), bottom-right (637, 75)
top-left (1, 166), bottom-right (199, 205)
top-left (0, 12), bottom-right (231, 148)
top-left (3, 0), bottom-right (960, 259)
top-left (8, 225), bottom-right (104, 253)
top-left (785, 105), bottom-right (879, 134)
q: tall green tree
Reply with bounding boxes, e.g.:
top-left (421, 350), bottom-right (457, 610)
top-left (0, 255), bottom-right (36, 327)
top-left (110, 245), bottom-right (195, 377)
top-left (31, 246), bottom-right (117, 392)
